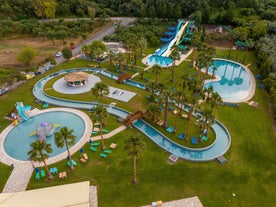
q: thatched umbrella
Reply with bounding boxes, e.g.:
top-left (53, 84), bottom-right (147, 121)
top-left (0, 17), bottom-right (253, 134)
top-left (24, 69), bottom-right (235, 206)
top-left (64, 72), bottom-right (89, 87)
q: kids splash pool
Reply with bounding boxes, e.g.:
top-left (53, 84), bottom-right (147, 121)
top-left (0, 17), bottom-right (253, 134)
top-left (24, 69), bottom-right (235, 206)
top-left (2, 109), bottom-right (88, 161)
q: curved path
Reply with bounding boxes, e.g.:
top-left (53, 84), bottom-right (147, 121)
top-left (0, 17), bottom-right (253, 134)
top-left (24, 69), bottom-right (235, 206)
top-left (33, 68), bottom-right (231, 162)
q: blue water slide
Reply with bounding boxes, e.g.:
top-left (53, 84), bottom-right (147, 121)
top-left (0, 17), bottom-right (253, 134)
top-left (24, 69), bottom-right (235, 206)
top-left (168, 26), bottom-right (176, 31)
top-left (15, 103), bottom-right (29, 120)
top-left (160, 36), bottom-right (174, 43)
top-left (164, 31), bottom-right (175, 36)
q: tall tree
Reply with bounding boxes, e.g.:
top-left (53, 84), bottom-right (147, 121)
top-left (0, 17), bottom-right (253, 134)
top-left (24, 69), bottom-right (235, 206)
top-left (152, 64), bottom-right (162, 84)
top-left (169, 47), bottom-right (180, 82)
top-left (161, 90), bottom-right (175, 128)
top-left (146, 103), bottom-right (161, 122)
top-left (62, 46), bottom-right (72, 60)
top-left (91, 82), bottom-right (109, 110)
top-left (54, 127), bottom-right (77, 171)
top-left (28, 140), bottom-right (53, 180)
top-left (124, 133), bottom-right (145, 184)
top-left (90, 105), bottom-right (108, 150)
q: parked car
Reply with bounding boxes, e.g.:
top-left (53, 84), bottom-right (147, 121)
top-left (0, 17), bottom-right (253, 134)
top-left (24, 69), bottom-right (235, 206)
top-left (70, 45), bottom-right (75, 50)
top-left (0, 88), bottom-right (8, 96)
top-left (55, 51), bottom-right (63, 57)
top-left (45, 65), bottom-right (53, 71)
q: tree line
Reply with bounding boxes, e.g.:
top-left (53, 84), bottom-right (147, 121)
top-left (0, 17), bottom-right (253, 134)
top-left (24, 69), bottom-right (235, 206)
top-left (0, 0), bottom-right (275, 25)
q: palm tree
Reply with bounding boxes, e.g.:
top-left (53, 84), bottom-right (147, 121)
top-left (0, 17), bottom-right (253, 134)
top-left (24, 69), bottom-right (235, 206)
top-left (211, 65), bottom-right (217, 78)
top-left (209, 92), bottom-right (222, 112)
top-left (200, 109), bottom-right (215, 138)
top-left (116, 52), bottom-right (125, 73)
top-left (146, 103), bottom-right (161, 122)
top-left (124, 133), bottom-right (145, 184)
top-left (203, 86), bottom-right (214, 111)
top-left (146, 81), bottom-right (158, 98)
top-left (169, 47), bottom-right (180, 82)
top-left (243, 38), bottom-right (254, 63)
top-left (161, 90), bottom-right (175, 128)
top-left (28, 140), bottom-right (53, 180)
top-left (54, 127), bottom-right (77, 171)
top-left (91, 82), bottom-right (109, 110)
top-left (138, 37), bottom-right (147, 56)
top-left (90, 105), bottom-right (108, 150)
top-left (107, 50), bottom-right (115, 69)
top-left (81, 45), bottom-right (91, 57)
top-left (185, 96), bottom-right (199, 141)
top-left (152, 64), bottom-right (162, 84)
top-left (173, 90), bottom-right (182, 133)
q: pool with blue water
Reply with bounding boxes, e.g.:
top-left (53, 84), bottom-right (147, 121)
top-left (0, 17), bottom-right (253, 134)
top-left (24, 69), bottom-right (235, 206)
top-left (204, 60), bottom-right (252, 102)
top-left (4, 111), bottom-right (85, 161)
top-left (146, 55), bottom-right (173, 67)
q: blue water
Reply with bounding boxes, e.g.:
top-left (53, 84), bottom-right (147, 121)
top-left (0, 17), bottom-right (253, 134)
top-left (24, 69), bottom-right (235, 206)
top-left (204, 60), bottom-right (251, 102)
top-left (146, 55), bottom-right (173, 67)
top-left (4, 111), bottom-right (85, 161)
top-left (124, 79), bottom-right (146, 90)
top-left (31, 68), bottom-right (231, 161)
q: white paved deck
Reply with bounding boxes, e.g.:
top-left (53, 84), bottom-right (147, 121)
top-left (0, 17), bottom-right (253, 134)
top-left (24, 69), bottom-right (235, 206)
top-left (141, 196), bottom-right (203, 207)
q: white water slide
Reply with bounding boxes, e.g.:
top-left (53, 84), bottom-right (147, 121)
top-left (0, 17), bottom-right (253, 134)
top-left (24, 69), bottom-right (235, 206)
top-left (161, 21), bottom-right (188, 57)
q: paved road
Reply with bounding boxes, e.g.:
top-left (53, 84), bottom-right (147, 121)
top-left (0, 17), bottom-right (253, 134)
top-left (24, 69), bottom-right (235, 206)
top-left (47, 17), bottom-right (135, 68)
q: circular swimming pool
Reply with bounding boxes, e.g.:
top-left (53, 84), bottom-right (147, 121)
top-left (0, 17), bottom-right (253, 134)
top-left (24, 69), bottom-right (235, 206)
top-left (3, 110), bottom-right (85, 161)
top-left (204, 59), bottom-right (254, 102)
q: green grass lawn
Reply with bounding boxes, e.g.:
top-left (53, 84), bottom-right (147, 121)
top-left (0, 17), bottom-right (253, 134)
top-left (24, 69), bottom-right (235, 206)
top-left (0, 48), bottom-right (275, 207)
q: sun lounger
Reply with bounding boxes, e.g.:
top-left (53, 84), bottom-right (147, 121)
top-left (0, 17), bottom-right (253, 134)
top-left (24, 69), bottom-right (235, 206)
top-left (157, 120), bottom-right (164, 126)
top-left (35, 172), bottom-right (40, 180)
top-left (100, 153), bottom-right (107, 158)
top-left (104, 150), bottom-right (111, 154)
top-left (80, 157), bottom-right (87, 163)
top-left (40, 169), bottom-right (46, 178)
top-left (91, 131), bottom-right (98, 135)
top-left (110, 143), bottom-right (117, 149)
top-left (191, 137), bottom-right (198, 144)
top-left (91, 142), bottom-right (100, 146)
top-left (93, 127), bottom-right (100, 132)
top-left (90, 146), bottom-right (97, 151)
top-left (59, 171), bottom-right (67, 180)
top-left (67, 159), bottom-right (77, 167)
top-left (201, 136), bottom-right (208, 141)
top-left (102, 129), bottom-right (109, 133)
top-left (166, 126), bottom-right (174, 133)
top-left (178, 133), bottom-right (185, 139)
top-left (83, 153), bottom-right (88, 160)
top-left (50, 167), bottom-right (58, 174)
top-left (181, 113), bottom-right (188, 119)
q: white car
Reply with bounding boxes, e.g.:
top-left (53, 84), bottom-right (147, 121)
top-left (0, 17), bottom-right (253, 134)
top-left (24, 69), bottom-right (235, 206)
top-left (55, 51), bottom-right (63, 57)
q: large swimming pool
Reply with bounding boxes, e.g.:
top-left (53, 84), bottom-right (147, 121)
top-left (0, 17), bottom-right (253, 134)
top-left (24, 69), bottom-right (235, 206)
top-left (146, 55), bottom-right (173, 67)
top-left (3, 111), bottom-right (85, 161)
top-left (204, 59), bottom-right (252, 102)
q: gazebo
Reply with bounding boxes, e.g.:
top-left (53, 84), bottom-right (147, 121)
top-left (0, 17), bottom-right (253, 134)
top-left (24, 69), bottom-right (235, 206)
top-left (64, 72), bottom-right (89, 87)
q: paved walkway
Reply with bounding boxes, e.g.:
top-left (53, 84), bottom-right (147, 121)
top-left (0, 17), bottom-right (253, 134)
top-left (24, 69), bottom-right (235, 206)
top-left (141, 196), bottom-right (203, 207)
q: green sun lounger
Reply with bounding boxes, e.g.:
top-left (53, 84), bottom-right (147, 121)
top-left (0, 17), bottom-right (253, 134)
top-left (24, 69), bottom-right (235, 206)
top-left (40, 169), bottom-right (46, 178)
top-left (35, 172), bottom-right (40, 180)
top-left (100, 153), bottom-right (107, 158)
top-left (91, 142), bottom-right (100, 146)
top-left (90, 146), bottom-right (97, 151)
top-left (104, 150), bottom-right (111, 154)
top-left (67, 159), bottom-right (77, 167)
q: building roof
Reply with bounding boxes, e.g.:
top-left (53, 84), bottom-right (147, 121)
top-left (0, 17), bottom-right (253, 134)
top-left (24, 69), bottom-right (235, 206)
top-left (64, 72), bottom-right (89, 82)
top-left (0, 181), bottom-right (90, 207)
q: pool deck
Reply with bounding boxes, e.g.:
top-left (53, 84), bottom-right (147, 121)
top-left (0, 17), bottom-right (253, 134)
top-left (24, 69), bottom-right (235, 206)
top-left (141, 196), bottom-right (203, 207)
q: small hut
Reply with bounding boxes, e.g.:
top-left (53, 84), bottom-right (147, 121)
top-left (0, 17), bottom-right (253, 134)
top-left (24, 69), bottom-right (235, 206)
top-left (64, 72), bottom-right (89, 87)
